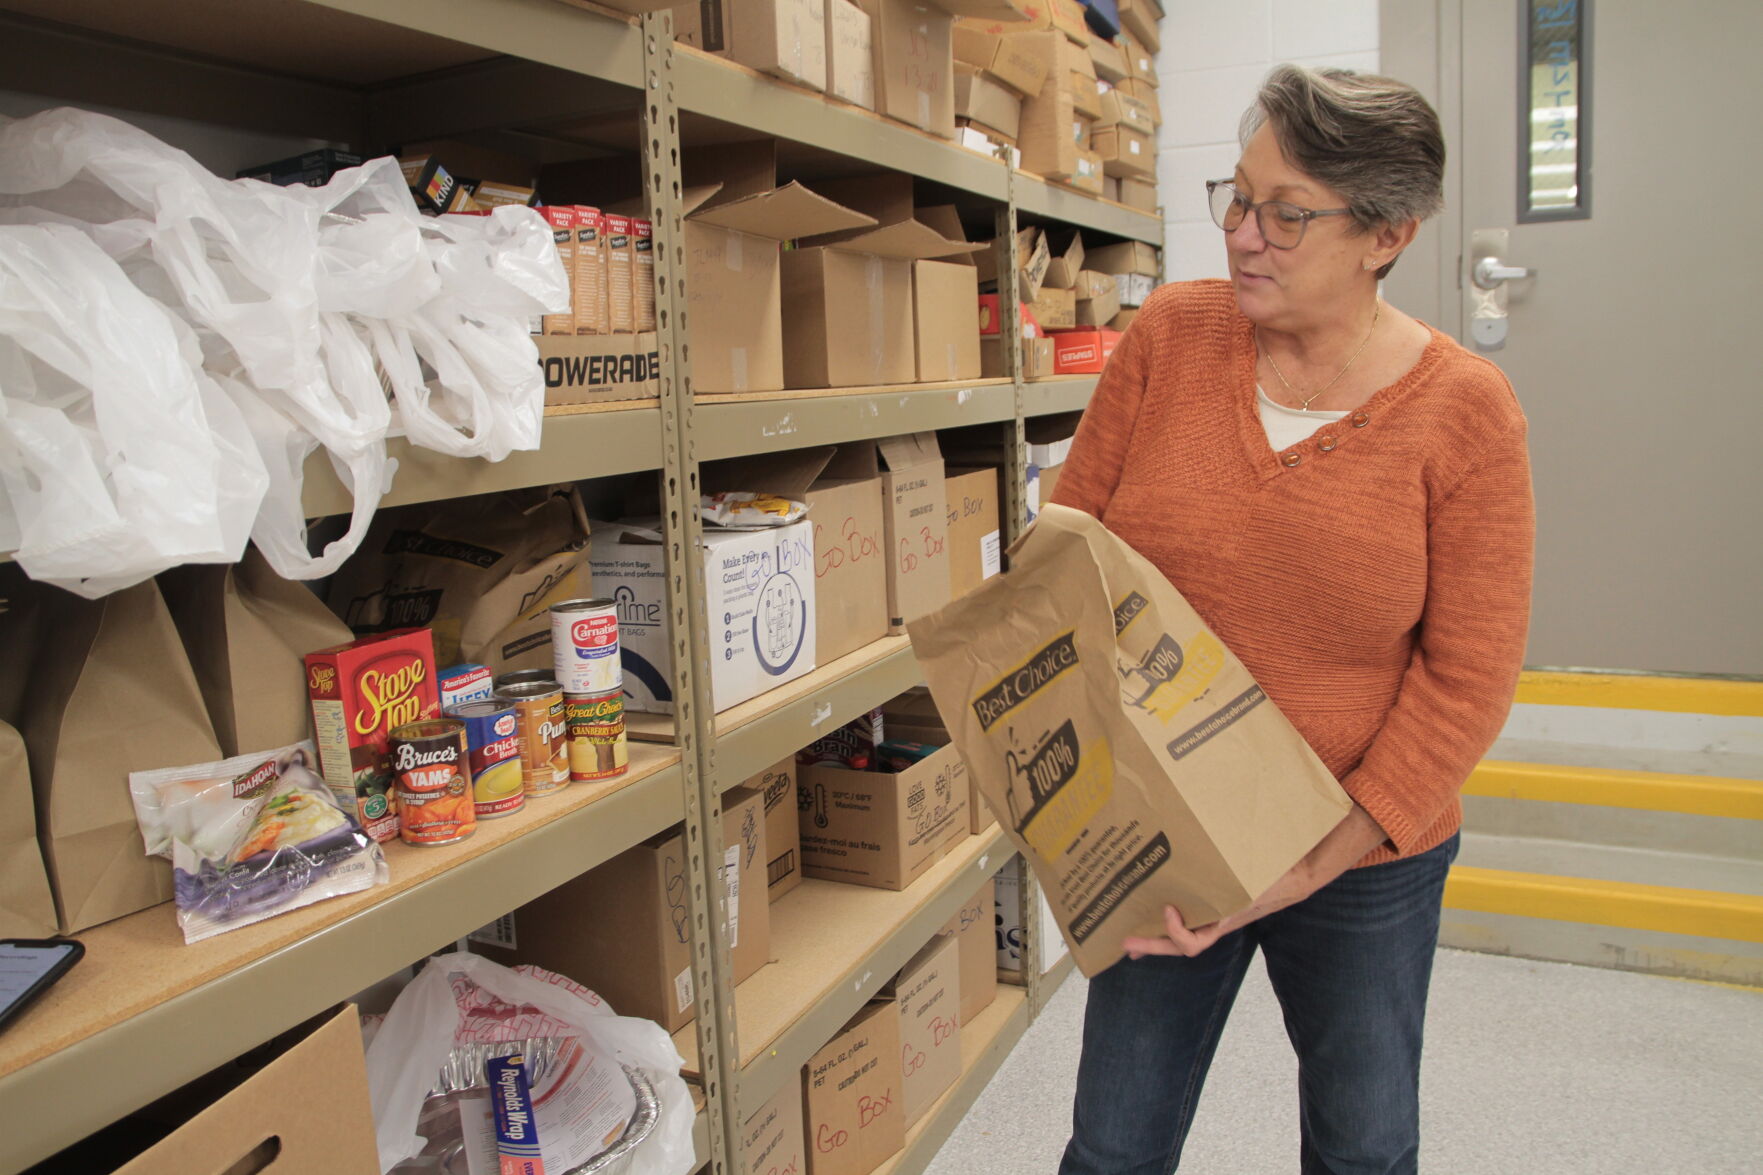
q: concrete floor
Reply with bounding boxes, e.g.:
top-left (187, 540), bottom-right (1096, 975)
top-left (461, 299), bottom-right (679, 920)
top-left (924, 949), bottom-right (1763, 1174)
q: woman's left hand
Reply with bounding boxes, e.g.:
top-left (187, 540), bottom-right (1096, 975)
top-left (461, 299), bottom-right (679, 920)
top-left (1121, 804), bottom-right (1389, 959)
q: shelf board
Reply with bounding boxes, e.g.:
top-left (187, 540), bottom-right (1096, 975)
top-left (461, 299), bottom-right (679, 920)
top-left (1022, 375), bottom-right (1098, 418)
top-left (1015, 172), bottom-right (1164, 245)
top-left (732, 826), bottom-right (1012, 1112)
top-left (695, 381), bottom-right (1017, 462)
top-left (302, 404), bottom-right (663, 517)
top-left (0, 744), bottom-right (683, 1175)
top-left (624, 635), bottom-right (925, 792)
top-left (1035, 953), bottom-right (1078, 1016)
top-left (869, 988), bottom-right (1032, 1175)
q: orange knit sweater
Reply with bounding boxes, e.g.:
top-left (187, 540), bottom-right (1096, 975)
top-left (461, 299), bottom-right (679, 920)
top-left (1050, 280), bottom-right (1534, 865)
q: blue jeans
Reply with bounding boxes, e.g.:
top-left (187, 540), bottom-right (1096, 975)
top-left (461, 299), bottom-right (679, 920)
top-left (1059, 834), bottom-right (1460, 1175)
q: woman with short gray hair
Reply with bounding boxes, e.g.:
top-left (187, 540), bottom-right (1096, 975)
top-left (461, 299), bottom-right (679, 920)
top-left (1050, 66), bottom-right (1534, 1174)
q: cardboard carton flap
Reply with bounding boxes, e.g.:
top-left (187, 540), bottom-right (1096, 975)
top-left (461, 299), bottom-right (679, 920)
top-left (681, 183), bottom-right (727, 218)
top-left (930, 0), bottom-right (1034, 20)
top-left (824, 219), bottom-right (989, 261)
top-left (703, 447), bottom-right (838, 500)
top-left (689, 181), bottom-right (876, 241)
top-left (878, 431), bottom-right (944, 472)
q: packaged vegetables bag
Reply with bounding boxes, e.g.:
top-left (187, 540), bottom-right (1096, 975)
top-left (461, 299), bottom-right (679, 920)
top-left (908, 505), bottom-right (1353, 977)
top-left (365, 953), bottom-right (696, 1175)
top-left (129, 741), bottom-right (388, 944)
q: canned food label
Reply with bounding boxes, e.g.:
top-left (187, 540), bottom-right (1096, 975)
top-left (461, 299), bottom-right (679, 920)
top-left (565, 692), bottom-right (629, 783)
top-left (392, 725), bottom-right (476, 845)
top-left (554, 607), bottom-right (621, 694)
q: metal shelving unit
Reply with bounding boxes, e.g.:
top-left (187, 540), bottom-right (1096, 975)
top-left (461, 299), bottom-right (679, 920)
top-left (0, 0), bottom-right (1152, 1169)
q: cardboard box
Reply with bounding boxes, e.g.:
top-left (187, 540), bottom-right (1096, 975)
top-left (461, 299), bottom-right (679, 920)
top-left (860, 0), bottom-right (956, 139)
top-left (1029, 284), bottom-right (1076, 330)
top-left (976, 293), bottom-right (1042, 337)
top-left (721, 784), bottom-right (774, 981)
top-left (879, 432), bottom-right (951, 632)
top-left (952, 26), bottom-right (1049, 98)
top-left (400, 154), bottom-right (478, 215)
top-left (590, 518), bottom-right (816, 714)
top-left (1056, 36), bottom-right (1100, 118)
top-left (112, 1006), bottom-right (379, 1175)
top-left (538, 332), bottom-right (660, 406)
top-left (807, 454), bottom-right (890, 663)
top-left (1085, 239), bottom-right (1160, 277)
top-left (828, 0), bottom-right (877, 109)
top-left (1068, 147), bottom-right (1104, 193)
top-left (476, 821), bottom-right (765, 1030)
top-left (881, 685), bottom-right (996, 835)
top-left (1050, 0), bottom-right (1091, 44)
top-left (944, 467), bottom-right (1002, 601)
top-left (979, 334), bottom-right (1053, 379)
top-left (995, 857), bottom-right (1068, 974)
top-left (974, 225), bottom-right (1050, 302)
top-left (1020, 75), bottom-right (1080, 179)
top-left (887, 935), bottom-right (962, 1127)
top-left (1119, 29), bottom-right (1156, 85)
top-left (541, 205), bottom-right (577, 335)
top-left (1093, 124), bottom-right (1155, 177)
top-left (675, 0), bottom-right (829, 90)
top-left (913, 260), bottom-right (983, 382)
top-left (954, 64), bottom-right (1023, 141)
top-left (1121, 75), bottom-right (1161, 120)
top-left (782, 247), bottom-right (914, 388)
top-left (1117, 174), bottom-right (1157, 213)
top-left (1051, 327), bottom-right (1121, 372)
top-left (571, 207), bottom-right (607, 335)
top-left (1074, 269), bottom-right (1115, 300)
top-left (1109, 306), bottom-right (1140, 331)
top-left (684, 176), bottom-right (877, 393)
top-left (744, 1078), bottom-right (808, 1175)
top-left (1116, 271), bottom-right (1156, 305)
top-left (1096, 88), bottom-right (1156, 135)
top-left (797, 745), bottom-right (968, 889)
top-left (941, 878), bottom-right (999, 1023)
top-left (1087, 36), bottom-right (1128, 82)
top-left (1077, 283), bottom-right (1121, 326)
top-left (1042, 230), bottom-right (1085, 288)
top-left (1117, 0), bottom-right (1162, 53)
top-left (472, 179), bottom-right (538, 208)
top-left (803, 999), bottom-right (905, 1175)
top-left (750, 757), bottom-right (804, 900)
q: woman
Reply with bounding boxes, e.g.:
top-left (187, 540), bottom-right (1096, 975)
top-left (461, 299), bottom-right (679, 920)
top-left (1050, 66), bottom-right (1533, 1174)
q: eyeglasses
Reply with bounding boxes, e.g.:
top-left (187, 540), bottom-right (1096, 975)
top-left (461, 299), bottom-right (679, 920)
top-left (1206, 179), bottom-right (1353, 249)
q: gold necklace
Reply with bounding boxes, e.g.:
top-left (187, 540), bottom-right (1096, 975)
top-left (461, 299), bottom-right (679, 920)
top-left (1260, 302), bottom-right (1382, 412)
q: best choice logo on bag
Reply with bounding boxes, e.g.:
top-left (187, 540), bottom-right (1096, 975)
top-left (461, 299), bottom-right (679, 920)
top-left (908, 505), bottom-right (1353, 977)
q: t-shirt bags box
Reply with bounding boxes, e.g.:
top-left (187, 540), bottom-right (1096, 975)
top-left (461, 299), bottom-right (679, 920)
top-left (908, 505), bottom-right (1352, 976)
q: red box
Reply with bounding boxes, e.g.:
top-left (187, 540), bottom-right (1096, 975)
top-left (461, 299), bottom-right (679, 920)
top-left (305, 629), bottom-right (441, 843)
top-left (977, 293), bottom-right (1044, 338)
top-left (1051, 328), bottom-right (1122, 374)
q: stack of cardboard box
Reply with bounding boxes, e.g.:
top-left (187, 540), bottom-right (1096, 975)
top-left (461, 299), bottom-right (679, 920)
top-left (985, 227), bottom-right (1157, 373)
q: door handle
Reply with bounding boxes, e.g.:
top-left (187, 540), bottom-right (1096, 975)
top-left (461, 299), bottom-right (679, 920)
top-left (1473, 257), bottom-right (1535, 289)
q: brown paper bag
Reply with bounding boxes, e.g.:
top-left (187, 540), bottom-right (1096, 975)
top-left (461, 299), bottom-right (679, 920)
top-left (161, 546), bottom-right (354, 757)
top-left (0, 573), bottom-right (223, 932)
top-left (908, 504), bottom-right (1352, 977)
top-left (0, 720), bottom-right (57, 937)
top-left (324, 486), bottom-right (592, 674)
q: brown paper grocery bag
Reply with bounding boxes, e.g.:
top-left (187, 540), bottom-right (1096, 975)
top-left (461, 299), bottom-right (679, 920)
top-left (909, 505), bottom-right (1353, 977)
top-left (0, 720), bottom-right (57, 937)
top-left (161, 546), bottom-right (353, 757)
top-left (0, 572), bottom-right (223, 932)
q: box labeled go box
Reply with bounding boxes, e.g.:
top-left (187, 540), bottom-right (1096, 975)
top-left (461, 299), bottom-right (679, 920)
top-left (802, 998), bottom-right (905, 1175)
top-left (797, 742), bottom-right (968, 890)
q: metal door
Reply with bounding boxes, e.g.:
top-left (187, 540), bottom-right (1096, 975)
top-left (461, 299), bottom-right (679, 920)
top-left (1398, 1), bottom-right (1763, 674)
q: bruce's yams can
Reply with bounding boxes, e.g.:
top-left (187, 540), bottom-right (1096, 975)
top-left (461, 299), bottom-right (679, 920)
top-left (389, 717), bottom-right (476, 846)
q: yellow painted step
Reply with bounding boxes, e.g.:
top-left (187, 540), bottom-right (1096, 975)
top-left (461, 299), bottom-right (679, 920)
top-left (1516, 670), bottom-right (1763, 717)
top-left (1465, 761), bottom-right (1763, 821)
top-left (1444, 866), bottom-right (1763, 945)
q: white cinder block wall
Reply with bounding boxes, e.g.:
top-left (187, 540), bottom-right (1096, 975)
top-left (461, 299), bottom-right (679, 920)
top-left (1155, 0), bottom-right (1380, 281)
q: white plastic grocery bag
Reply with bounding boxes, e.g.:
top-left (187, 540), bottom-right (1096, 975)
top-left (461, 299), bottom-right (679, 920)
top-left (366, 953), bottom-right (696, 1175)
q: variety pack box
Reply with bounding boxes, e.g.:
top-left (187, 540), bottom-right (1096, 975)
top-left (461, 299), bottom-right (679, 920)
top-left (912, 260), bottom-right (982, 382)
top-left (589, 518), bottom-right (816, 714)
top-left (540, 206), bottom-right (577, 335)
top-left (827, 0), bottom-right (877, 109)
top-left (675, 0), bottom-right (829, 90)
top-left (748, 756), bottom-right (804, 900)
top-left (743, 1079), bottom-right (808, 1175)
top-left (886, 934), bottom-right (962, 1127)
top-left (878, 433), bottom-right (952, 633)
top-left (941, 877), bottom-right (999, 1024)
top-left (797, 743), bottom-right (968, 889)
top-left (802, 999), bottom-right (905, 1175)
top-left (571, 206), bottom-right (607, 335)
top-left (943, 467), bottom-right (1002, 601)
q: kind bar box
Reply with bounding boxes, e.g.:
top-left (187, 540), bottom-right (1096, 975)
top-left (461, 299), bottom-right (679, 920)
top-left (910, 505), bottom-right (1354, 977)
top-left (797, 744), bottom-right (968, 889)
top-left (572, 207), bottom-right (606, 335)
top-left (590, 518), bottom-right (816, 714)
top-left (541, 206), bottom-right (578, 335)
top-left (879, 433), bottom-right (951, 634)
top-left (802, 998), bottom-right (904, 1175)
top-left (912, 259), bottom-right (982, 382)
top-left (538, 333), bottom-right (661, 406)
top-left (743, 1079), bottom-right (807, 1175)
top-left (940, 877), bottom-right (998, 1024)
top-left (827, 0), bottom-right (877, 109)
top-left (885, 934), bottom-right (962, 1127)
top-left (944, 467), bottom-right (1002, 601)
top-left (749, 757), bottom-right (803, 900)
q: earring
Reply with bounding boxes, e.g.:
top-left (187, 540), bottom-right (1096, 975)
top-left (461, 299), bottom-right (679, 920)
top-left (1363, 260), bottom-right (1375, 271)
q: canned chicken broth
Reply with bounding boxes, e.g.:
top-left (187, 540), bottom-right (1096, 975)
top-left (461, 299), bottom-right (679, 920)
top-left (497, 681), bottom-right (570, 797)
top-left (551, 598), bottom-right (621, 695)
top-left (565, 690), bottom-right (629, 782)
top-left (448, 700), bottom-right (525, 818)
top-left (390, 718), bottom-right (476, 846)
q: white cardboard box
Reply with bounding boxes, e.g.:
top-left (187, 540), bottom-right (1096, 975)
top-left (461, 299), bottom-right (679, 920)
top-left (996, 857), bottom-right (1068, 974)
top-left (590, 519), bottom-right (817, 713)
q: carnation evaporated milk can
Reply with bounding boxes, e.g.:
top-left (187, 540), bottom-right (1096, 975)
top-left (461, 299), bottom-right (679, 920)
top-left (564, 690), bottom-right (629, 782)
top-left (305, 629), bottom-right (441, 843)
top-left (389, 717), bottom-right (476, 846)
top-left (496, 680), bottom-right (569, 797)
top-left (550, 598), bottom-right (621, 695)
top-left (449, 699), bottom-right (525, 818)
